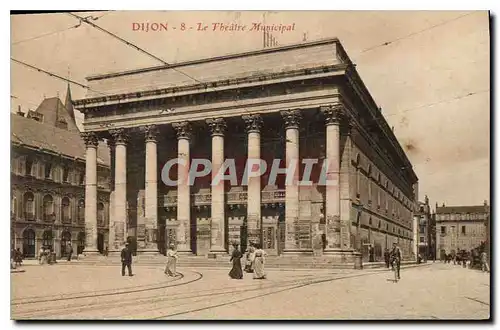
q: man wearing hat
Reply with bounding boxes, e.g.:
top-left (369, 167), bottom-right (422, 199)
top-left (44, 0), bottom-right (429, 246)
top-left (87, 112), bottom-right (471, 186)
top-left (121, 242), bottom-right (133, 276)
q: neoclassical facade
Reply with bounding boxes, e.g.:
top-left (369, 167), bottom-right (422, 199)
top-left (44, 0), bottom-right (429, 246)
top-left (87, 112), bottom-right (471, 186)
top-left (74, 39), bottom-right (418, 262)
top-left (10, 90), bottom-right (111, 258)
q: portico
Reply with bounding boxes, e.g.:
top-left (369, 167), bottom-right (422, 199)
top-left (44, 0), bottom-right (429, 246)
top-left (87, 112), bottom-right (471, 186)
top-left (74, 39), bottom-right (418, 265)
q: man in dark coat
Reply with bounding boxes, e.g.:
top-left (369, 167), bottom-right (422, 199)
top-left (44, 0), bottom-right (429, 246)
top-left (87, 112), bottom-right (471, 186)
top-left (384, 248), bottom-right (390, 268)
top-left (390, 242), bottom-right (402, 280)
top-left (121, 242), bottom-right (133, 276)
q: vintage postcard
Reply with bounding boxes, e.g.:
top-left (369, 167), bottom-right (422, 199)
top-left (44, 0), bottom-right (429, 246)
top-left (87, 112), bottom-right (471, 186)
top-left (10, 10), bottom-right (490, 320)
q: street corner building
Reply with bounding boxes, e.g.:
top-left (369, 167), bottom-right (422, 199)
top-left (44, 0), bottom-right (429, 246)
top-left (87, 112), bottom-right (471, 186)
top-left (11, 86), bottom-right (112, 259)
top-left (72, 38), bottom-right (419, 266)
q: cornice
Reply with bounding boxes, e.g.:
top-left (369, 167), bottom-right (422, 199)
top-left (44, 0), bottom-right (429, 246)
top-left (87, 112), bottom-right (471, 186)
top-left (74, 64), bottom-right (347, 108)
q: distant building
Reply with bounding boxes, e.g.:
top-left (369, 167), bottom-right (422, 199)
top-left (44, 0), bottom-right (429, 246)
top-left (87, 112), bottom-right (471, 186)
top-left (10, 85), bottom-right (111, 259)
top-left (435, 201), bottom-right (489, 260)
top-left (413, 196), bottom-right (435, 260)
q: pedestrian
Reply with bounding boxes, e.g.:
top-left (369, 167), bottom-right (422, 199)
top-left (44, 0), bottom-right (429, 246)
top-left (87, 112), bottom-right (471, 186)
top-left (15, 248), bottom-right (23, 267)
top-left (481, 251), bottom-right (490, 273)
top-left (244, 242), bottom-right (255, 273)
top-left (164, 243), bottom-right (178, 276)
top-left (120, 242), bottom-right (133, 276)
top-left (384, 248), bottom-right (390, 269)
top-left (390, 242), bottom-right (402, 280)
top-left (253, 243), bottom-right (267, 279)
top-left (38, 246), bottom-right (45, 265)
top-left (369, 245), bottom-right (375, 262)
top-left (229, 242), bottom-right (243, 279)
top-left (67, 243), bottom-right (73, 262)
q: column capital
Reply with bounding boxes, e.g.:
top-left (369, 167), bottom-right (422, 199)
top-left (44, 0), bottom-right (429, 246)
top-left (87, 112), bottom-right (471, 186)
top-left (206, 118), bottom-right (226, 137)
top-left (320, 103), bottom-right (344, 126)
top-left (81, 132), bottom-right (99, 148)
top-left (280, 110), bottom-right (302, 129)
top-left (141, 125), bottom-right (159, 143)
top-left (109, 128), bottom-right (129, 145)
top-left (242, 114), bottom-right (263, 133)
top-left (172, 121), bottom-right (192, 140)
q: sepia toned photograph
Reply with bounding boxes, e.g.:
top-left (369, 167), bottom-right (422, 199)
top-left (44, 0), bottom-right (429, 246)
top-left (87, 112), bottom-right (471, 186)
top-left (9, 10), bottom-right (490, 320)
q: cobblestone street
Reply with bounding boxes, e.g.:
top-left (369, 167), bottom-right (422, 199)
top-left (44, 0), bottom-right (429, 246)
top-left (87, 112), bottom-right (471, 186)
top-left (11, 262), bottom-right (489, 320)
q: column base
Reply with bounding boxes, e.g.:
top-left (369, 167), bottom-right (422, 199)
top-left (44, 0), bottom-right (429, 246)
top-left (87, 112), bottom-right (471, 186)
top-left (136, 249), bottom-right (160, 256)
top-left (282, 249), bottom-right (314, 256)
top-left (208, 247), bottom-right (228, 259)
top-left (322, 249), bottom-right (362, 268)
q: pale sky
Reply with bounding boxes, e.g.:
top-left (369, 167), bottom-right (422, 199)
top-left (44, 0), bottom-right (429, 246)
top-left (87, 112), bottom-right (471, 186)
top-left (10, 11), bottom-right (490, 207)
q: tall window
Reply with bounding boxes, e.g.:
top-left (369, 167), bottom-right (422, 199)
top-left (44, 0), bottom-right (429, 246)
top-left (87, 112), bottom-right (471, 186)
top-left (23, 192), bottom-right (35, 220)
top-left (25, 158), bottom-right (33, 176)
top-left (61, 197), bottom-right (71, 223)
top-left (43, 195), bottom-right (54, 221)
top-left (11, 195), bottom-right (16, 217)
top-left (62, 166), bottom-right (70, 183)
top-left (78, 199), bottom-right (85, 223)
top-left (42, 230), bottom-right (53, 250)
top-left (441, 226), bottom-right (446, 235)
top-left (97, 202), bottom-right (105, 225)
top-left (461, 226), bottom-right (466, 235)
top-left (45, 163), bottom-right (52, 179)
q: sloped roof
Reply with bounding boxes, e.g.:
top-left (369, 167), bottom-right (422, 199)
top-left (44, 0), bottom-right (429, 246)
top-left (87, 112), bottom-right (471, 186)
top-left (11, 113), bottom-right (110, 166)
top-left (436, 205), bottom-right (489, 214)
top-left (34, 97), bottom-right (79, 133)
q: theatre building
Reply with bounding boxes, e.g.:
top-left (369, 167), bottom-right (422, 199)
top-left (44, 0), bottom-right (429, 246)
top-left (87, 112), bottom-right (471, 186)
top-left (74, 38), bottom-right (418, 263)
top-left (10, 88), bottom-right (111, 259)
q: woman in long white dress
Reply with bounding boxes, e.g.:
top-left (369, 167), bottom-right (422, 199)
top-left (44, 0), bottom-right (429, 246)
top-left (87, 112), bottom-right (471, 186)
top-left (253, 243), bottom-right (268, 279)
top-left (165, 243), bottom-right (178, 276)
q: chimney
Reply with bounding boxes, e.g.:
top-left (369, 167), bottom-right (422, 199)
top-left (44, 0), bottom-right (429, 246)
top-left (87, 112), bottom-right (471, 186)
top-left (16, 105), bottom-right (24, 117)
top-left (442, 203), bottom-right (445, 207)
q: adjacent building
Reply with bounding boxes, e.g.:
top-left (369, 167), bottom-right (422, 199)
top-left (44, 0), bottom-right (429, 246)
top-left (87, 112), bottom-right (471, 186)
top-left (414, 196), bottom-right (435, 260)
top-left (10, 86), bottom-right (111, 258)
top-left (73, 38), bottom-right (418, 264)
top-left (435, 201), bottom-right (489, 259)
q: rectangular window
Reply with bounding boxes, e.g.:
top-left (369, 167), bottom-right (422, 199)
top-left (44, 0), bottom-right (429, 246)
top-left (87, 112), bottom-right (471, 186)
top-left (441, 226), bottom-right (446, 234)
top-left (419, 237), bottom-right (425, 243)
top-left (461, 226), bottom-right (466, 235)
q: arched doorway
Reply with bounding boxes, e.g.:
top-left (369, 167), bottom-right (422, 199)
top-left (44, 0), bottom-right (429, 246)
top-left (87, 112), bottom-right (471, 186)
top-left (97, 233), bottom-right (104, 254)
top-left (60, 231), bottom-right (71, 258)
top-left (42, 230), bottom-right (53, 251)
top-left (23, 229), bottom-right (36, 258)
top-left (77, 232), bottom-right (85, 255)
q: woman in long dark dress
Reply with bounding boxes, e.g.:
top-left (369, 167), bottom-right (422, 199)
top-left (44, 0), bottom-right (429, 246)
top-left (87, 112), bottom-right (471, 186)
top-left (229, 242), bottom-right (243, 279)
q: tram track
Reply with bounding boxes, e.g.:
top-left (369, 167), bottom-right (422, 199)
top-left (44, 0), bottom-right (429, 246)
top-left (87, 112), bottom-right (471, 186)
top-left (16, 269), bottom-right (391, 319)
top-left (11, 271), bottom-right (201, 306)
top-left (12, 273), bottom-right (326, 318)
top-left (148, 269), bottom-right (391, 319)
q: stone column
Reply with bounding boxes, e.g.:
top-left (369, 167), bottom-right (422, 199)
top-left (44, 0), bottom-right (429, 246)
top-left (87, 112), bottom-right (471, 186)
top-left (81, 132), bottom-right (99, 255)
top-left (110, 129), bottom-right (129, 252)
top-left (242, 114), bottom-right (263, 246)
top-left (340, 118), bottom-right (353, 250)
top-left (321, 104), bottom-right (342, 252)
top-left (173, 122), bottom-right (192, 254)
top-left (281, 110), bottom-right (301, 253)
top-left (207, 118), bottom-right (227, 254)
top-left (141, 125), bottom-right (159, 254)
